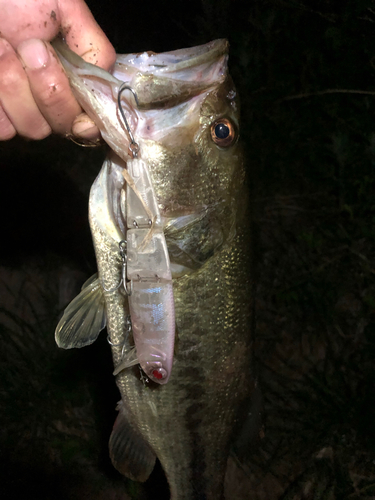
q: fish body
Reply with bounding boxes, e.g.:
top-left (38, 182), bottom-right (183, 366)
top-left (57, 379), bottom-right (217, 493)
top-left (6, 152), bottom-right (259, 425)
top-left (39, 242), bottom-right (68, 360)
top-left (54, 38), bottom-right (254, 499)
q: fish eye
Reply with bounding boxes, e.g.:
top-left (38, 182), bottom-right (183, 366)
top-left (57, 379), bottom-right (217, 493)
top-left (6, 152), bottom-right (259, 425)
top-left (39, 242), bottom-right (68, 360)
top-left (210, 118), bottom-right (237, 147)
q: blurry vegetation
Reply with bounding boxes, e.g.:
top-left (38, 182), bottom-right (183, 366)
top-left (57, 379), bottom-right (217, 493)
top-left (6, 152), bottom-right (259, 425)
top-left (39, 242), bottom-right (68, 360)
top-left (1, 0), bottom-right (375, 498)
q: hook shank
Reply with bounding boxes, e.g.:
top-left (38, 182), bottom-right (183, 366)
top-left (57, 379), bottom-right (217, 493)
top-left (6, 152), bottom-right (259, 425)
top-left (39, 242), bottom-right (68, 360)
top-left (117, 83), bottom-right (140, 158)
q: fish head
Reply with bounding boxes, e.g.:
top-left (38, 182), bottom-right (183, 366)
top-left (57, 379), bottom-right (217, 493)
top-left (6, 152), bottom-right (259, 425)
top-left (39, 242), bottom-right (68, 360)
top-left (114, 40), bottom-right (245, 274)
top-left (113, 39), bottom-right (243, 208)
top-left (53, 38), bottom-right (245, 274)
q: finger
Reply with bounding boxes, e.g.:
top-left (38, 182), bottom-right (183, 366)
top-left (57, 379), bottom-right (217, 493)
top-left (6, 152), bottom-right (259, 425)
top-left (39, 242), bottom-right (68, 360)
top-left (0, 37), bottom-right (51, 140)
top-left (59, 0), bottom-right (116, 70)
top-left (0, 1), bottom-right (61, 47)
top-left (17, 38), bottom-right (88, 136)
top-left (0, 0), bottom-right (116, 70)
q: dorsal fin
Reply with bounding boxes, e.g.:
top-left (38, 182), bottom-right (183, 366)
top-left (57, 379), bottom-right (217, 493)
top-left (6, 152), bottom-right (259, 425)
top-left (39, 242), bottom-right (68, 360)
top-left (109, 404), bottom-right (156, 482)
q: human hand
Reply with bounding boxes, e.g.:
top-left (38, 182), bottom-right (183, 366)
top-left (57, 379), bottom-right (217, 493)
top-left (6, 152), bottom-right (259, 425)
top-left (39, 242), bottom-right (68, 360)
top-left (0, 0), bottom-right (116, 141)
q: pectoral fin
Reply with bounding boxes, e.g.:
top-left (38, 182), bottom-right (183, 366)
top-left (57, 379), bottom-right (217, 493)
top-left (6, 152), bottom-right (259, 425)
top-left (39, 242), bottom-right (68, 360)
top-left (109, 404), bottom-right (156, 482)
top-left (55, 274), bottom-right (106, 349)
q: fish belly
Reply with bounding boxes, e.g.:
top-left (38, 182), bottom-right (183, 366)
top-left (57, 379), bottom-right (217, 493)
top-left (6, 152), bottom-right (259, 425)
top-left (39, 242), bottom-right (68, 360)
top-left (115, 227), bottom-right (253, 500)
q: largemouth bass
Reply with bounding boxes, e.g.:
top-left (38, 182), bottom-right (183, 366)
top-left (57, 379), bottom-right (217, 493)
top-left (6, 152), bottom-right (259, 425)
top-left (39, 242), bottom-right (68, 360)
top-left (54, 37), bottom-right (254, 499)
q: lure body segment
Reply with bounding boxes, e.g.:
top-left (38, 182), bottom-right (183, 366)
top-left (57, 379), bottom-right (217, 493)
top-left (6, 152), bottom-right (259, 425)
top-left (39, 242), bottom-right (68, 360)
top-left (124, 157), bottom-right (175, 383)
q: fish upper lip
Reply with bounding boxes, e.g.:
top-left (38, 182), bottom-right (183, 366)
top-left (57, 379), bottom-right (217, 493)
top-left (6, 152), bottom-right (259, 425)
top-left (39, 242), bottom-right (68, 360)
top-left (52, 36), bottom-right (120, 84)
top-left (115, 40), bottom-right (229, 110)
top-left (124, 39), bottom-right (229, 74)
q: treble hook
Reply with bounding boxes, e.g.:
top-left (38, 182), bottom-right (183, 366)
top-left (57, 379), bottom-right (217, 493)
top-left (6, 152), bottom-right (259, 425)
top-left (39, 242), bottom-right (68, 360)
top-left (117, 83), bottom-right (140, 158)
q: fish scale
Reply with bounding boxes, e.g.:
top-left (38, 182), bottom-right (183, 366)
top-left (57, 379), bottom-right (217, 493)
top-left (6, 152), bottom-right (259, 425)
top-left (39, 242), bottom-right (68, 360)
top-left (53, 37), bottom-right (255, 499)
top-left (109, 229), bottom-right (252, 499)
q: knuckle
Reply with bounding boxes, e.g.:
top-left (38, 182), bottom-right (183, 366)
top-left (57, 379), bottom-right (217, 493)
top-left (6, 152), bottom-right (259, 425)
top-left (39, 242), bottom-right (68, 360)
top-left (36, 79), bottom-right (80, 134)
top-left (0, 65), bottom-right (25, 94)
top-left (39, 81), bottom-right (70, 109)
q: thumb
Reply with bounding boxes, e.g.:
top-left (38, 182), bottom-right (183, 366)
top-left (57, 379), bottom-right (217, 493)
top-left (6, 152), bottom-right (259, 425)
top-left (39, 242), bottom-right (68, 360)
top-left (59, 0), bottom-right (116, 70)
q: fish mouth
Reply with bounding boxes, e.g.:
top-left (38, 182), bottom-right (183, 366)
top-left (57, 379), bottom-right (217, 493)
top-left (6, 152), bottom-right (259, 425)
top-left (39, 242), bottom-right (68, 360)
top-left (53, 37), bottom-right (228, 112)
top-left (52, 37), bottom-right (230, 157)
top-left (114, 40), bottom-right (229, 109)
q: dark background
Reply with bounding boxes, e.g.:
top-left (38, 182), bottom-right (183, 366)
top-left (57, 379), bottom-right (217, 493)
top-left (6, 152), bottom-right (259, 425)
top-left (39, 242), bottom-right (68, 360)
top-left (0, 1), bottom-right (375, 498)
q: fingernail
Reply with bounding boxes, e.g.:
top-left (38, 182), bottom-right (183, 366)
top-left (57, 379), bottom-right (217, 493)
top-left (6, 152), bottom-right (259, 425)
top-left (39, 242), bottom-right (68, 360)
top-left (17, 39), bottom-right (49, 69)
top-left (72, 115), bottom-right (99, 139)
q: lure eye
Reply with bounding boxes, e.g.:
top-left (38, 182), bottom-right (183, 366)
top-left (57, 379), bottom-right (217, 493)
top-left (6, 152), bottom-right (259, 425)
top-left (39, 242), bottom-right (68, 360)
top-left (149, 366), bottom-right (167, 381)
top-left (210, 118), bottom-right (237, 147)
top-left (152, 369), bottom-right (164, 380)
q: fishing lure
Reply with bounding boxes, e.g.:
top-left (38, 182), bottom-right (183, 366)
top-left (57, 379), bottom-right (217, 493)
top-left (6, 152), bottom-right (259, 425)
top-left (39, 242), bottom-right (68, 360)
top-left (55, 84), bottom-right (175, 385)
top-left (115, 84), bottom-right (175, 383)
